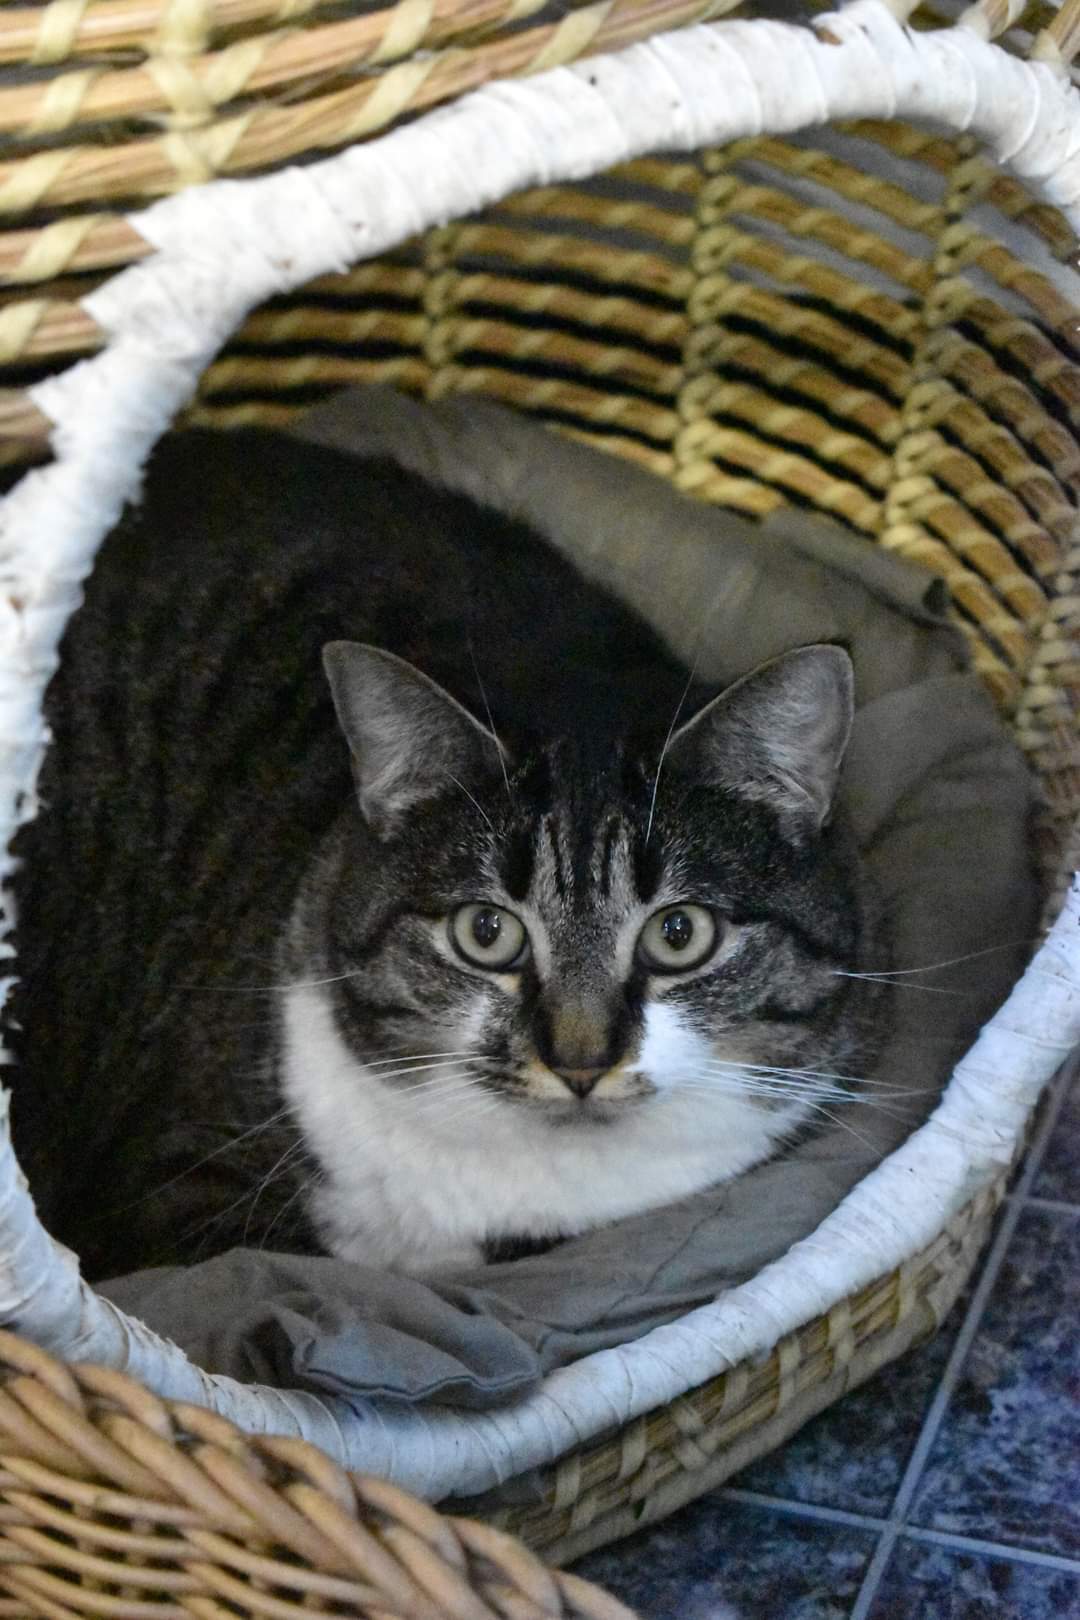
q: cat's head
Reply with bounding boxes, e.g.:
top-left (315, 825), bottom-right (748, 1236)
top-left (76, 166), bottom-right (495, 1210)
top-left (301, 639), bottom-right (872, 1123)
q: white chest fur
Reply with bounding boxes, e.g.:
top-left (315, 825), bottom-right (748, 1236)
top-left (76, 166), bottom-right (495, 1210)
top-left (281, 984), bottom-right (799, 1272)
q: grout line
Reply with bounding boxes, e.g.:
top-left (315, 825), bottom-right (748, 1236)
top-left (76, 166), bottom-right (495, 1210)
top-left (847, 1064), bottom-right (1075, 1620)
top-left (721, 1489), bottom-right (1080, 1578)
top-left (1021, 1194), bottom-right (1080, 1217)
top-left (901, 1526), bottom-right (1080, 1576)
top-left (721, 1486), bottom-right (887, 1533)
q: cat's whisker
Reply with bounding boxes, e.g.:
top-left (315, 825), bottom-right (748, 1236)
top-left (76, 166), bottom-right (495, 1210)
top-left (100, 1106), bottom-right (296, 1219)
top-left (442, 769), bottom-right (495, 833)
top-left (408, 1085), bottom-right (507, 1126)
top-left (393, 1074), bottom-right (485, 1094)
top-left (721, 1067), bottom-right (943, 1101)
top-left (805, 1104), bottom-right (895, 1156)
top-left (680, 1083), bottom-right (846, 1109)
top-left (703, 1056), bottom-right (895, 1089)
top-left (674, 1077), bottom-right (904, 1149)
top-left (367, 1043), bottom-right (489, 1066)
top-left (468, 639), bottom-right (513, 808)
top-left (408, 1080), bottom-right (497, 1113)
top-left (838, 938), bottom-right (1035, 979)
top-left (454, 1098), bottom-right (515, 1130)
top-left (672, 1074), bottom-right (809, 1097)
top-left (672, 1077), bottom-right (927, 1134)
top-left (790, 1090), bottom-right (920, 1126)
top-left (387, 1068), bottom-right (489, 1101)
top-left (388, 1061), bottom-right (484, 1082)
top-left (730, 1070), bottom-right (855, 1097)
top-left (643, 595), bottom-right (720, 846)
top-left (397, 1080), bottom-right (490, 1108)
top-left (193, 968), bottom-right (387, 995)
top-left (699, 1065), bottom-right (857, 1102)
top-left (674, 1072), bottom-right (866, 1102)
top-left (180, 1172), bottom-right (286, 1252)
top-left (404, 1097), bottom-right (486, 1123)
top-left (687, 1076), bottom-right (931, 1114)
top-left (687, 1069), bottom-right (836, 1093)
top-left (395, 1075), bottom-right (488, 1101)
top-left (377, 1038), bottom-right (482, 1058)
top-left (838, 1086), bottom-right (939, 1101)
top-left (644, 665), bottom-right (698, 847)
top-left (363, 1050), bottom-right (484, 1069)
top-left (241, 1136), bottom-right (310, 1246)
top-left (703, 1056), bottom-right (858, 1080)
top-left (374, 1077), bottom-right (482, 1100)
top-left (364, 1056), bottom-right (488, 1082)
top-left (258, 1173), bottom-right (323, 1252)
top-left (832, 972), bottom-right (968, 996)
top-left (783, 1069), bottom-right (942, 1092)
top-left (461, 1103), bottom-right (507, 1129)
top-left (717, 1059), bottom-right (860, 1085)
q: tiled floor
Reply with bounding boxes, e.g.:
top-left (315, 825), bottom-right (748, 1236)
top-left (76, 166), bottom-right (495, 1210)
top-left (575, 1062), bottom-right (1080, 1619)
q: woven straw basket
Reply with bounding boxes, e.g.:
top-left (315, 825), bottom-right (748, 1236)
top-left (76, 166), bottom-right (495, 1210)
top-left (0, 0), bottom-right (1079, 1611)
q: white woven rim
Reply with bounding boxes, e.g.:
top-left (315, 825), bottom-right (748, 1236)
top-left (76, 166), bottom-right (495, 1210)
top-left (0, 0), bottom-right (1078, 1503)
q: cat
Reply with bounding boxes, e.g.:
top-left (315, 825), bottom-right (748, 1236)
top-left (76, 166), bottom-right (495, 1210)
top-left (5, 426), bottom-right (886, 1282)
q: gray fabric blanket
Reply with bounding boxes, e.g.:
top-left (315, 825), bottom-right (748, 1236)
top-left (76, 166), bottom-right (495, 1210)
top-left (101, 389), bottom-right (1039, 1410)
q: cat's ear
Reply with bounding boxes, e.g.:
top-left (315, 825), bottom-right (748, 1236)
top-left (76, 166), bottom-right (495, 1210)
top-left (323, 642), bottom-right (507, 836)
top-left (667, 645), bottom-right (853, 834)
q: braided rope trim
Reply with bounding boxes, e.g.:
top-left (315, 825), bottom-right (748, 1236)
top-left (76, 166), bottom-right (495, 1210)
top-left (0, 118), bottom-right (1072, 293)
top-left (0, 0), bottom-right (1076, 1504)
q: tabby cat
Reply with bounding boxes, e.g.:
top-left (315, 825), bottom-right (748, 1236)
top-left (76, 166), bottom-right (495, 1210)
top-left (6, 427), bottom-right (884, 1281)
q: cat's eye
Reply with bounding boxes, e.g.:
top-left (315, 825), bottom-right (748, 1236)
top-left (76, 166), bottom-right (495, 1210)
top-left (449, 903), bottom-right (529, 970)
top-left (637, 904), bottom-right (718, 973)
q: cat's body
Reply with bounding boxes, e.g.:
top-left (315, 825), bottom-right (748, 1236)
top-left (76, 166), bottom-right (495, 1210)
top-left (7, 428), bottom-right (885, 1282)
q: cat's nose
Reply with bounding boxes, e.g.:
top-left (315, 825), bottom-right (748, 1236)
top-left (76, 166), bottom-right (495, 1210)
top-left (552, 1065), bottom-right (607, 1098)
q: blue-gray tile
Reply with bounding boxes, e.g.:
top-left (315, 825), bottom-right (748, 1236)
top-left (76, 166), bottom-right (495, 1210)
top-left (730, 1328), bottom-right (956, 1517)
top-left (909, 1205), bottom-right (1080, 1556)
top-left (573, 1496), bottom-right (876, 1619)
top-left (1032, 1063), bottom-right (1080, 1204)
top-left (866, 1536), bottom-right (1080, 1619)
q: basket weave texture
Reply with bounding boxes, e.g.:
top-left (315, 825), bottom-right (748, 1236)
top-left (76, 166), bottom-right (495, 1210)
top-left (0, 1332), bottom-right (636, 1618)
top-left (0, 0), bottom-right (1078, 1597)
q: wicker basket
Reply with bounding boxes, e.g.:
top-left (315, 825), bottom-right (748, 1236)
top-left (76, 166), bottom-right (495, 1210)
top-left (0, 0), bottom-right (1079, 1606)
top-left (0, 1332), bottom-right (637, 1619)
